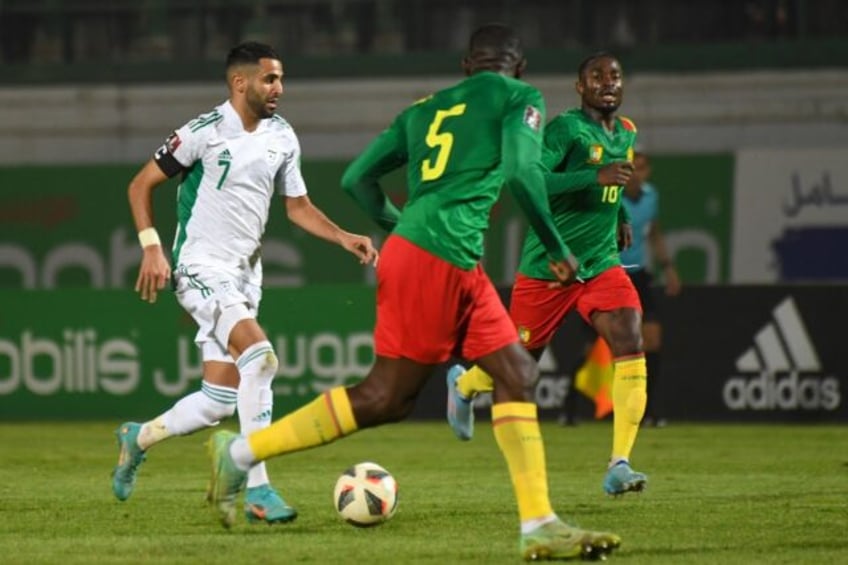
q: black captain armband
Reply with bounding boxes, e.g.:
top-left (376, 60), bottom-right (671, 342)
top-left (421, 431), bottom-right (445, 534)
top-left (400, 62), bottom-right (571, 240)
top-left (153, 134), bottom-right (186, 178)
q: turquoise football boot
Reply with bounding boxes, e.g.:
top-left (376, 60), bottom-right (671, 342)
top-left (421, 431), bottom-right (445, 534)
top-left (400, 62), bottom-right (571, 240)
top-left (111, 422), bottom-right (147, 501)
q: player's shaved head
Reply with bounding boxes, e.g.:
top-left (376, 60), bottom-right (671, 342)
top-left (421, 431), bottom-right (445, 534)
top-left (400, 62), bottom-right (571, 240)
top-left (463, 23), bottom-right (526, 77)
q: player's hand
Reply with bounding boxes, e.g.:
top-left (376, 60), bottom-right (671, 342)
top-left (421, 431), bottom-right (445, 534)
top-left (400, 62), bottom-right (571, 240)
top-left (135, 245), bottom-right (171, 304)
top-left (597, 162), bottom-right (634, 186)
top-left (547, 254), bottom-right (579, 288)
top-left (339, 232), bottom-right (379, 266)
top-left (617, 222), bottom-right (633, 250)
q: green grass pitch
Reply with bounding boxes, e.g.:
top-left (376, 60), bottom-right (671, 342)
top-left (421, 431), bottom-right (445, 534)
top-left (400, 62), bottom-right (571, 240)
top-left (0, 421), bottom-right (845, 564)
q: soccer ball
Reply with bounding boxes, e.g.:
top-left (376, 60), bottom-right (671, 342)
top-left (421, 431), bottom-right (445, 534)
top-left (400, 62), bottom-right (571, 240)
top-left (333, 462), bottom-right (398, 527)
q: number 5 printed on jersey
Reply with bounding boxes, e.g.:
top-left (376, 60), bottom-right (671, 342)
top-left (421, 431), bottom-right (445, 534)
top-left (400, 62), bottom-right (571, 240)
top-left (421, 104), bottom-right (466, 181)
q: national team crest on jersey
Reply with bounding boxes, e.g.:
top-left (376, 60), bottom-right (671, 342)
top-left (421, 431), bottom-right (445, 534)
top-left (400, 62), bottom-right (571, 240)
top-left (588, 145), bottom-right (604, 163)
top-left (523, 105), bottom-right (542, 131)
top-left (518, 326), bottom-right (532, 344)
top-left (266, 148), bottom-right (281, 166)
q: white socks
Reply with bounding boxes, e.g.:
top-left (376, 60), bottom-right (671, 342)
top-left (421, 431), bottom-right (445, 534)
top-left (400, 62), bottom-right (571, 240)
top-left (133, 341), bottom-right (280, 492)
top-left (138, 381), bottom-right (237, 450)
top-left (229, 437), bottom-right (256, 471)
top-left (235, 340), bottom-right (278, 488)
top-left (521, 514), bottom-right (559, 534)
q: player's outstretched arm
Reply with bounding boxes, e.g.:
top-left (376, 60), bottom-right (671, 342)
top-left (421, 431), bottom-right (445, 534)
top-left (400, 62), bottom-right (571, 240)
top-left (502, 90), bottom-right (571, 265)
top-left (503, 127), bottom-right (570, 265)
top-left (341, 125), bottom-right (406, 233)
top-left (505, 161), bottom-right (566, 259)
top-left (128, 159), bottom-right (172, 304)
top-left (285, 195), bottom-right (378, 265)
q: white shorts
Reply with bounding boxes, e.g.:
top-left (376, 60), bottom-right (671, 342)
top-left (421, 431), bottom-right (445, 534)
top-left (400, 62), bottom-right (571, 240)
top-left (174, 265), bottom-right (262, 363)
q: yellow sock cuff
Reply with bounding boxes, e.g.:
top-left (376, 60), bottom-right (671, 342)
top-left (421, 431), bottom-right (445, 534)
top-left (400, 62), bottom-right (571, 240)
top-left (326, 387), bottom-right (358, 435)
top-left (457, 365), bottom-right (494, 398)
top-left (247, 386), bottom-right (358, 460)
top-left (492, 401), bottom-right (537, 424)
top-left (615, 355), bottom-right (646, 379)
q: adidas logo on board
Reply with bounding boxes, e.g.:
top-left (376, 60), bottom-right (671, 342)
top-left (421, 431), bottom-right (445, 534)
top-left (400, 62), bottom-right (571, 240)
top-left (723, 297), bottom-right (839, 411)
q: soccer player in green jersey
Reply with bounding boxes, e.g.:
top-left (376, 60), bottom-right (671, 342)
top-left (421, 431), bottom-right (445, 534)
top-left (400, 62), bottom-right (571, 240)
top-left (447, 52), bottom-right (650, 497)
top-left (207, 25), bottom-right (621, 561)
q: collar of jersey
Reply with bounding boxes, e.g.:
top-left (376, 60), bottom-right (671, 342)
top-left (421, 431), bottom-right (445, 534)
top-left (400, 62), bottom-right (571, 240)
top-left (220, 100), bottom-right (269, 136)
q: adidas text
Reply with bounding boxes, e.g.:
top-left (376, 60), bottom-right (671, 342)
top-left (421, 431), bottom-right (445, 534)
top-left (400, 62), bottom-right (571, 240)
top-left (723, 371), bottom-right (840, 411)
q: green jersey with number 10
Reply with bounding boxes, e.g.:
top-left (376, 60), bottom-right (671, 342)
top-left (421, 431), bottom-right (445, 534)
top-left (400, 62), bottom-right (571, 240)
top-left (343, 71), bottom-right (568, 270)
top-left (519, 108), bottom-right (638, 281)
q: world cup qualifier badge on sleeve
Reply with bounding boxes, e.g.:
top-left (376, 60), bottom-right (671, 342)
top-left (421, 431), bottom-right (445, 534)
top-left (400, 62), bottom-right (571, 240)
top-left (166, 132), bottom-right (182, 153)
top-left (523, 106), bottom-right (542, 131)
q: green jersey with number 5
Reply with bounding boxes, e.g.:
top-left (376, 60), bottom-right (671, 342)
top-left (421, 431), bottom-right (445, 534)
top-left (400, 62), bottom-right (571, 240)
top-left (343, 71), bottom-right (569, 270)
top-left (518, 108), bottom-right (638, 281)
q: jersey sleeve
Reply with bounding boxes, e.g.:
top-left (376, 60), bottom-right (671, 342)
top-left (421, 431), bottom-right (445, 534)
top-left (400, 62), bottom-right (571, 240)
top-left (540, 116), bottom-right (571, 170)
top-left (152, 118), bottom-right (208, 178)
top-left (542, 116), bottom-right (597, 194)
top-left (341, 114), bottom-right (407, 232)
top-left (275, 129), bottom-right (308, 198)
top-left (502, 86), bottom-right (570, 262)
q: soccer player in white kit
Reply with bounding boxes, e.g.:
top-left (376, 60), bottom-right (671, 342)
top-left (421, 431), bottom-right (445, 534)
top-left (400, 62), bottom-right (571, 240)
top-left (112, 41), bottom-right (378, 524)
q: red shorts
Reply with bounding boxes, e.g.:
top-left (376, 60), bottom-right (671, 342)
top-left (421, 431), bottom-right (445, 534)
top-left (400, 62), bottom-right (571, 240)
top-left (509, 266), bottom-right (641, 350)
top-left (374, 235), bottom-right (518, 364)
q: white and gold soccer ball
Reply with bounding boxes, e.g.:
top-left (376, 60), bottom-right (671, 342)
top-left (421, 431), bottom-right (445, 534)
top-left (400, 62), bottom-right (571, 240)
top-left (333, 462), bottom-right (398, 527)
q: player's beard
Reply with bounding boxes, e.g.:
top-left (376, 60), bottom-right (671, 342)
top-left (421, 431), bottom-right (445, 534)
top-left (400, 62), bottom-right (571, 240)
top-left (246, 87), bottom-right (274, 120)
top-left (592, 94), bottom-right (621, 117)
top-left (598, 103), bottom-right (620, 118)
